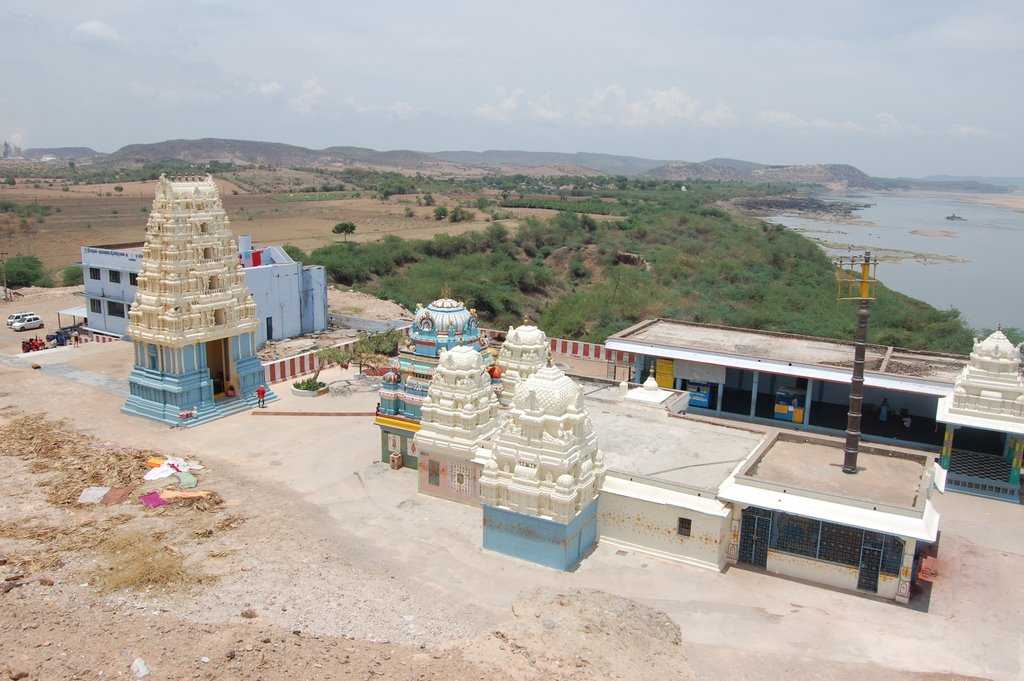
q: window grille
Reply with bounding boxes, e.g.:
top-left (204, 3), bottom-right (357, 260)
top-left (880, 536), bottom-right (904, 575)
top-left (89, 299), bottom-right (102, 314)
top-left (677, 517), bottom-right (692, 537)
top-left (773, 513), bottom-right (820, 558)
top-left (89, 267), bottom-right (101, 280)
top-left (108, 270), bottom-right (121, 284)
top-left (818, 523), bottom-right (864, 567)
top-left (428, 460), bottom-right (439, 486)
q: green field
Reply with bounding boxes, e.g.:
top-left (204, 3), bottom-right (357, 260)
top-left (288, 173), bottom-right (980, 354)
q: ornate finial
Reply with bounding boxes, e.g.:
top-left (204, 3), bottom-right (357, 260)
top-left (439, 284), bottom-right (452, 300)
top-left (522, 315), bottom-right (531, 326)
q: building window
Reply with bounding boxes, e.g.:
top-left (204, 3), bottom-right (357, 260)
top-left (108, 270), bottom-right (121, 284)
top-left (89, 267), bottom-right (101, 280)
top-left (107, 301), bottom-right (125, 318)
top-left (677, 517), bottom-right (692, 537)
top-left (880, 536), bottom-right (905, 575)
top-left (456, 472), bottom-right (465, 485)
top-left (89, 298), bottom-right (102, 314)
top-left (129, 272), bottom-right (138, 286)
top-left (817, 523), bottom-right (863, 567)
top-left (428, 460), bottom-right (440, 486)
top-left (773, 513), bottom-right (820, 559)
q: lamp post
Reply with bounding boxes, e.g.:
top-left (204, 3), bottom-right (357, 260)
top-left (834, 251), bottom-right (878, 475)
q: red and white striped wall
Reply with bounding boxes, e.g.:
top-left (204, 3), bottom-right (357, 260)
top-left (261, 331), bottom-right (635, 386)
top-left (548, 337), bottom-right (635, 364)
top-left (262, 338), bottom-right (359, 385)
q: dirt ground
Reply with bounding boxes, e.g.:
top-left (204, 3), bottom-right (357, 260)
top-left (0, 180), bottom-right (623, 272)
top-left (0, 286), bottom-right (86, 353)
top-left (0, 342), bottom-right (1019, 680)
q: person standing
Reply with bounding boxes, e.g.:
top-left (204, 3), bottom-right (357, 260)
top-left (256, 384), bottom-right (267, 408)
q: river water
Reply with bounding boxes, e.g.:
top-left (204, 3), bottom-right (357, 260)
top-left (770, 191), bottom-right (1024, 331)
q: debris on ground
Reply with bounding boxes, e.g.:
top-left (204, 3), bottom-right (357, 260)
top-left (77, 486), bottom-right (110, 504)
top-left (130, 657), bottom-right (150, 678)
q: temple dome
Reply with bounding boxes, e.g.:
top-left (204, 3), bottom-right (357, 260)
top-left (439, 345), bottom-right (482, 370)
top-left (973, 330), bottom-right (1020, 362)
top-left (508, 324), bottom-right (547, 347)
top-left (414, 297), bottom-right (475, 335)
top-left (514, 364), bottom-right (580, 416)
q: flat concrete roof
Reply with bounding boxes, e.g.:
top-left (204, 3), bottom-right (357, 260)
top-left (581, 380), bottom-right (764, 491)
top-left (607, 319), bottom-right (966, 388)
top-left (743, 431), bottom-right (930, 511)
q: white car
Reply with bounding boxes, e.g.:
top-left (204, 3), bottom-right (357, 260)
top-left (6, 312), bottom-right (36, 328)
top-left (11, 314), bottom-right (44, 332)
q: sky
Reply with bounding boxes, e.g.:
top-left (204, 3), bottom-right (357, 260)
top-left (2, 1), bottom-right (1021, 177)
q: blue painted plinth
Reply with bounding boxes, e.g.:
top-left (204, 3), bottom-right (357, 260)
top-left (482, 499), bottom-right (598, 571)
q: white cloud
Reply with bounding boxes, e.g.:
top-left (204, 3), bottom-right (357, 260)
top-left (475, 88), bottom-right (525, 122)
top-left (255, 81), bottom-right (282, 96)
top-left (948, 124), bottom-right (994, 139)
top-left (576, 85), bottom-right (732, 128)
top-left (759, 109), bottom-right (863, 133)
top-left (526, 95), bottom-right (562, 122)
top-left (288, 77), bottom-right (326, 113)
top-left (476, 88), bottom-right (565, 122)
top-left (73, 20), bottom-right (120, 43)
top-left (908, 11), bottom-right (1024, 52)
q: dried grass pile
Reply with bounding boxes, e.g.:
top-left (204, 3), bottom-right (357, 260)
top-left (89, 531), bottom-right (192, 592)
top-left (0, 413), bottom-right (151, 506)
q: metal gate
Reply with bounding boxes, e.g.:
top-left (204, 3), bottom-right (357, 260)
top-left (738, 507), bottom-right (772, 568)
top-left (858, 531), bottom-right (884, 592)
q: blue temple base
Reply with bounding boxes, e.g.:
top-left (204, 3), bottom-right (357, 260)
top-left (122, 335), bottom-right (276, 427)
top-left (482, 499), bottom-right (598, 571)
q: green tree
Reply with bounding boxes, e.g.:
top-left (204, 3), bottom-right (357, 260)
top-left (3, 255), bottom-right (50, 287)
top-left (333, 221), bottom-right (357, 240)
top-left (3, 177), bottom-right (14, 186)
top-left (312, 346), bottom-right (352, 384)
top-left (60, 264), bottom-right (84, 286)
top-left (282, 244), bottom-right (307, 262)
top-left (422, 193), bottom-right (435, 206)
top-left (113, 185), bottom-right (124, 193)
top-left (403, 207), bottom-right (415, 218)
top-left (434, 206), bottom-right (448, 221)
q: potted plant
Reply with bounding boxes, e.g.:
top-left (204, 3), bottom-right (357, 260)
top-left (291, 346), bottom-right (352, 397)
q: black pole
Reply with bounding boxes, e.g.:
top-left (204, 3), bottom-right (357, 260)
top-left (843, 299), bottom-right (870, 474)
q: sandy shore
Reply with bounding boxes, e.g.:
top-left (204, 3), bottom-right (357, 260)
top-left (896, 189), bottom-right (1024, 212)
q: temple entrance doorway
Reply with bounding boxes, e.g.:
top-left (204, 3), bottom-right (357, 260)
top-left (205, 338), bottom-right (231, 399)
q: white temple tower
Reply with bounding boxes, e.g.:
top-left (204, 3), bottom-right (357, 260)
top-left (935, 329), bottom-right (1024, 498)
top-left (479, 363), bottom-right (605, 569)
top-left (495, 323), bottom-right (550, 406)
top-left (122, 175), bottom-right (272, 425)
top-left (414, 345), bottom-right (501, 505)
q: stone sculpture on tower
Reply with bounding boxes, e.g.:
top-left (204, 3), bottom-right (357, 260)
top-left (414, 345), bottom-right (501, 505)
top-left (494, 323), bottom-right (550, 406)
top-left (479, 362), bottom-right (605, 570)
top-left (122, 175), bottom-right (273, 425)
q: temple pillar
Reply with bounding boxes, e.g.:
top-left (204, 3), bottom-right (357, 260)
top-left (716, 382), bottom-right (724, 412)
top-left (940, 423), bottom-right (954, 469)
top-left (1010, 439), bottom-right (1022, 486)
top-left (804, 379), bottom-right (814, 427)
top-left (749, 371), bottom-right (760, 417)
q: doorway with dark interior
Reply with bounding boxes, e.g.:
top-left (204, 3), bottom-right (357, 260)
top-left (205, 338), bottom-right (231, 398)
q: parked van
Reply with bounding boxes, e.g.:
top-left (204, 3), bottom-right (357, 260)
top-left (6, 312), bottom-right (36, 327)
top-left (11, 314), bottom-right (44, 332)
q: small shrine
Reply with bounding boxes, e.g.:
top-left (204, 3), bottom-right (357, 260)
top-left (935, 329), bottom-right (1024, 502)
top-left (479, 363), bottom-right (605, 570)
top-left (495, 323), bottom-right (550, 406)
top-left (122, 175), bottom-right (272, 425)
top-left (375, 296), bottom-right (491, 468)
top-left (414, 345), bottom-right (501, 505)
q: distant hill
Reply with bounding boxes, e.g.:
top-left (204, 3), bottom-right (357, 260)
top-left (431, 150), bottom-right (666, 176)
top-left (23, 147), bottom-right (102, 160)
top-left (921, 175), bottom-right (1024, 189)
top-left (30, 137), bottom-right (995, 192)
top-left (647, 159), bottom-right (879, 189)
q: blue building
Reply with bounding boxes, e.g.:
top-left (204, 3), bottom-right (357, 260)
top-left (81, 234), bottom-right (327, 345)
